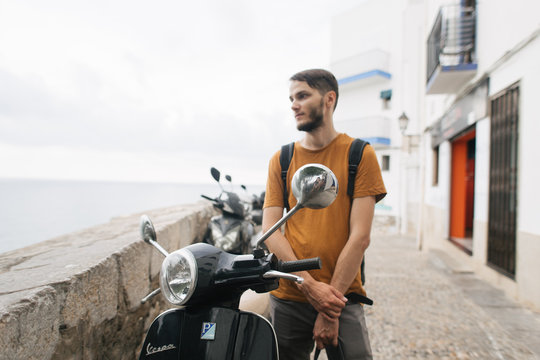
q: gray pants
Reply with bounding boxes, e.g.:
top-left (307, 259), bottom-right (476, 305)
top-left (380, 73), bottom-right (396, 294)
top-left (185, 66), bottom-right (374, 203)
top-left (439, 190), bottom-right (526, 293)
top-left (270, 295), bottom-right (373, 360)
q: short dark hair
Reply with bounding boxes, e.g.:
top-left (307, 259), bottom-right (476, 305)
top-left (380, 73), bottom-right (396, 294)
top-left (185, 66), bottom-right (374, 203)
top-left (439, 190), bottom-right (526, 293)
top-left (290, 69), bottom-right (339, 109)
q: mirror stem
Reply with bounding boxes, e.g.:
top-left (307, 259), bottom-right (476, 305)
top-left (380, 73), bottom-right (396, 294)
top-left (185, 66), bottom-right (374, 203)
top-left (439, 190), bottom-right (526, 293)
top-left (141, 288), bottom-right (161, 304)
top-left (255, 204), bottom-right (303, 249)
top-left (148, 239), bottom-right (169, 257)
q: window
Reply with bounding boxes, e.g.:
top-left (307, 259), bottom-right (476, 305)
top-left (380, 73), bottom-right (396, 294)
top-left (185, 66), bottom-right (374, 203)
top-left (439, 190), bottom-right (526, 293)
top-left (380, 89), bottom-right (392, 109)
top-left (432, 146), bottom-right (440, 186)
top-left (382, 155), bottom-right (390, 171)
top-left (487, 83), bottom-right (519, 278)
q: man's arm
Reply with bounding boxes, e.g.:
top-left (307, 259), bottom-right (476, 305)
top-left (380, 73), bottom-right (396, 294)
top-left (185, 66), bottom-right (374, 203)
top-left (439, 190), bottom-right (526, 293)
top-left (262, 206), bottom-right (347, 319)
top-left (313, 195), bottom-right (375, 349)
top-left (331, 195), bottom-right (375, 293)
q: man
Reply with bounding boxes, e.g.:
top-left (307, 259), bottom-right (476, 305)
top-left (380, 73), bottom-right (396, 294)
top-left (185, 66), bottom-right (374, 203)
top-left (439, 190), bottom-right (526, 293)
top-left (262, 69), bottom-right (386, 360)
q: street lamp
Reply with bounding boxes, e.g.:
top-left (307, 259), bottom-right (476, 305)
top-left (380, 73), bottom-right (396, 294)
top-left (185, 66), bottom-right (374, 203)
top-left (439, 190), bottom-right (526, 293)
top-left (398, 112), bottom-right (409, 134)
top-left (396, 111), bottom-right (423, 249)
top-left (398, 112), bottom-right (419, 151)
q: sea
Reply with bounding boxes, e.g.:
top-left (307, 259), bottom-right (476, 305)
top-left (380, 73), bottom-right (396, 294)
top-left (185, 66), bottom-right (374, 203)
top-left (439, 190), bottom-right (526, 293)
top-left (0, 179), bottom-right (264, 254)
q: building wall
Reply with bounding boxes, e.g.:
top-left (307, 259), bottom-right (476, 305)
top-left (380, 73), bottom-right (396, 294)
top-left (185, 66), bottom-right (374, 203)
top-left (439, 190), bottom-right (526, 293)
top-left (378, 148), bottom-right (401, 219)
top-left (488, 34), bottom-right (540, 310)
top-left (421, 0), bottom-right (540, 310)
top-left (331, 0), bottom-right (424, 232)
top-left (472, 117), bottom-right (490, 263)
top-left (476, 0), bottom-right (540, 76)
top-left (489, 35), bottom-right (540, 236)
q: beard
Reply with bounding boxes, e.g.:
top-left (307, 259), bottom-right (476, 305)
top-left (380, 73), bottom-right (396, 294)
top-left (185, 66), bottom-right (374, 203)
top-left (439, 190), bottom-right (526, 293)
top-left (297, 99), bottom-right (324, 132)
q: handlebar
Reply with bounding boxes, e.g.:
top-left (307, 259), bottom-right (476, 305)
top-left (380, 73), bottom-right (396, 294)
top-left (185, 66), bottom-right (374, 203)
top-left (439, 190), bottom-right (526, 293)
top-left (260, 257), bottom-right (322, 285)
top-left (276, 257), bottom-right (322, 273)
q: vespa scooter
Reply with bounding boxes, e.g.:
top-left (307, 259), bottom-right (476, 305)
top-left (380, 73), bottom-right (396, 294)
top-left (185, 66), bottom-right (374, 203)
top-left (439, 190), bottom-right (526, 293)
top-left (138, 163), bottom-right (338, 360)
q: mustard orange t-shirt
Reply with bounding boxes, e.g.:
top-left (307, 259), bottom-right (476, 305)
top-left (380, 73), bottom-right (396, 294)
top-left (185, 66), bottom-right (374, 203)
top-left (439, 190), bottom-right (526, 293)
top-left (263, 133), bottom-right (387, 302)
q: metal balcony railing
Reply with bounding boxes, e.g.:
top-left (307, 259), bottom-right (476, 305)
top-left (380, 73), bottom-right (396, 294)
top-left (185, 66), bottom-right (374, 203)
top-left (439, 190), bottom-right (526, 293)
top-left (427, 5), bottom-right (476, 83)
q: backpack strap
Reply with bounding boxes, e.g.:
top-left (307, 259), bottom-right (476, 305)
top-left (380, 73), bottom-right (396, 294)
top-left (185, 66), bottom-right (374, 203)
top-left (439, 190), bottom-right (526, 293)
top-left (347, 138), bottom-right (369, 285)
top-left (279, 142), bottom-right (295, 211)
top-left (347, 139), bottom-right (369, 197)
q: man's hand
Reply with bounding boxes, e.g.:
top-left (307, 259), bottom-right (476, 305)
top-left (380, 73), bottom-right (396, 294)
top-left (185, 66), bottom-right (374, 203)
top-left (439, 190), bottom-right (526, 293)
top-left (299, 278), bottom-right (347, 319)
top-left (313, 313), bottom-right (339, 350)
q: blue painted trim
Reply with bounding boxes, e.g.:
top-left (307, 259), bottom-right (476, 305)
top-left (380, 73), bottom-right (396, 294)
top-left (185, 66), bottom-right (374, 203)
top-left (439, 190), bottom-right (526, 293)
top-left (361, 137), bottom-right (391, 146)
top-left (338, 70), bottom-right (392, 85)
top-left (440, 63), bottom-right (478, 72)
top-left (426, 62), bottom-right (478, 92)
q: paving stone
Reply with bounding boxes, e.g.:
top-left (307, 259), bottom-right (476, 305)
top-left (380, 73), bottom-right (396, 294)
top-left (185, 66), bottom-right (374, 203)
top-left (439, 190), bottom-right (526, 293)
top-left (363, 235), bottom-right (540, 359)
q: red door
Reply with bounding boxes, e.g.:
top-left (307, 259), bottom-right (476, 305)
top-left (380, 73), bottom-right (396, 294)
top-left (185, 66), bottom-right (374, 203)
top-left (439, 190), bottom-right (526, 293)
top-left (450, 130), bottom-right (476, 239)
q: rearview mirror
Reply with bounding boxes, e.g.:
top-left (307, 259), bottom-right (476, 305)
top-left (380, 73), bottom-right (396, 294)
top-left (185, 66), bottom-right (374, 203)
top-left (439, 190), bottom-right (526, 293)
top-left (291, 163), bottom-right (338, 209)
top-left (140, 215), bottom-right (157, 244)
top-left (140, 215), bottom-right (169, 257)
top-left (254, 163), bottom-right (338, 252)
top-left (210, 167), bottom-right (221, 183)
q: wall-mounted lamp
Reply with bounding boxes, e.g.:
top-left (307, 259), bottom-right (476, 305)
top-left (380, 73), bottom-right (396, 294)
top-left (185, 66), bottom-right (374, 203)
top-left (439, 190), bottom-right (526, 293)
top-left (398, 112), bottom-right (409, 134)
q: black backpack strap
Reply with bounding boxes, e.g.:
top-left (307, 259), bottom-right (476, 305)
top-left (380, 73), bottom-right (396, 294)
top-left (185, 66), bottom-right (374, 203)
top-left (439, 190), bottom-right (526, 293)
top-left (347, 139), bottom-right (369, 284)
top-left (314, 340), bottom-right (345, 360)
top-left (347, 139), bottom-right (368, 197)
top-left (345, 292), bottom-right (373, 306)
top-left (279, 142), bottom-right (295, 211)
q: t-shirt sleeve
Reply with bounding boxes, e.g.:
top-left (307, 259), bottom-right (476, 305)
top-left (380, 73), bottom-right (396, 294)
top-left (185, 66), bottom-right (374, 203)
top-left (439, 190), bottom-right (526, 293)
top-left (263, 150), bottom-right (286, 209)
top-left (353, 144), bottom-right (387, 202)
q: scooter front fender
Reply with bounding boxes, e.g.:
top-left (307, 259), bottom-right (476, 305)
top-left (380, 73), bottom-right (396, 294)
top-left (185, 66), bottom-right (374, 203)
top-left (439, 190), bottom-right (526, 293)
top-left (139, 306), bottom-right (278, 360)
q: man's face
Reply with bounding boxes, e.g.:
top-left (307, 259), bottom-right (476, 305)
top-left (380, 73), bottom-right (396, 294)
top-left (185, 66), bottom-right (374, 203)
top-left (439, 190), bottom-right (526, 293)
top-left (289, 80), bottom-right (325, 132)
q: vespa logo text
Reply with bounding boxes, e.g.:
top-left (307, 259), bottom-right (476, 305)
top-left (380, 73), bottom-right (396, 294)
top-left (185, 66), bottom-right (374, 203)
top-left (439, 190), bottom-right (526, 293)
top-left (146, 343), bottom-right (176, 356)
top-left (201, 322), bottom-right (216, 340)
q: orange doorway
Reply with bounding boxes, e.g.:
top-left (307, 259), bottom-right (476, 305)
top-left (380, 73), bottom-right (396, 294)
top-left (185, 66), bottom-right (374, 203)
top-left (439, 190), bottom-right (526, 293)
top-left (450, 129), bottom-right (476, 254)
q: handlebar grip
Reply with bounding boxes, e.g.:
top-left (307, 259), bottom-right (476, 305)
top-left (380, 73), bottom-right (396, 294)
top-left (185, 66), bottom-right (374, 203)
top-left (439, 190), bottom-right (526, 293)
top-left (201, 194), bottom-right (214, 201)
top-left (277, 257), bottom-right (322, 273)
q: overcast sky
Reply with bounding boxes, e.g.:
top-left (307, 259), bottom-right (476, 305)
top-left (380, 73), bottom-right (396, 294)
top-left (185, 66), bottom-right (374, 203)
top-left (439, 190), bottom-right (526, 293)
top-left (0, 0), bottom-right (365, 185)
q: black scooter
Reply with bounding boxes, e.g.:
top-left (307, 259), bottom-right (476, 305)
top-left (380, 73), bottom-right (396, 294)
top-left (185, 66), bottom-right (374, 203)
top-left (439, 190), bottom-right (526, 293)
top-left (138, 164), bottom-right (338, 360)
top-left (201, 167), bottom-right (254, 254)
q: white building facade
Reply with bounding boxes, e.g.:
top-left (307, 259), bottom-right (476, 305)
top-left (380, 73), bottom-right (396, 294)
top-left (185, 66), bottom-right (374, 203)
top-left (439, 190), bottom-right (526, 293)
top-left (332, 0), bottom-right (540, 311)
top-left (330, 0), bottom-right (425, 234)
top-left (422, 0), bottom-right (540, 311)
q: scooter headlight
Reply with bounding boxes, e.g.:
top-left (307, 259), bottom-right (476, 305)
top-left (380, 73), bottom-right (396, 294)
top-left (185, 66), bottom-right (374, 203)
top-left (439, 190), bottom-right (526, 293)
top-left (160, 249), bottom-right (198, 306)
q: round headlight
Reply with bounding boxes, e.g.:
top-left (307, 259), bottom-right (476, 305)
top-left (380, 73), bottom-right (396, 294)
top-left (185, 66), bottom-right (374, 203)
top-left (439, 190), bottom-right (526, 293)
top-left (160, 248), bottom-right (198, 306)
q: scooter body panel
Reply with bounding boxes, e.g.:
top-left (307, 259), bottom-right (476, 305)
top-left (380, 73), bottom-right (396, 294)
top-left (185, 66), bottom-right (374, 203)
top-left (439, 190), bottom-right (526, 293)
top-left (139, 306), bottom-right (278, 360)
top-left (139, 309), bottom-right (182, 360)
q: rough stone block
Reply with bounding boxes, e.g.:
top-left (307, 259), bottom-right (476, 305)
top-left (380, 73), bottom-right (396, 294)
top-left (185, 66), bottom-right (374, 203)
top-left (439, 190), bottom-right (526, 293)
top-left (0, 286), bottom-right (61, 360)
top-left (116, 241), bottom-right (153, 311)
top-left (61, 256), bottom-right (119, 328)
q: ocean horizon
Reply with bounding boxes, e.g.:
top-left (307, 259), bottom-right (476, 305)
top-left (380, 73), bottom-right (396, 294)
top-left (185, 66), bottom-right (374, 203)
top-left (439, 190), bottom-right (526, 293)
top-left (0, 178), bottom-right (264, 254)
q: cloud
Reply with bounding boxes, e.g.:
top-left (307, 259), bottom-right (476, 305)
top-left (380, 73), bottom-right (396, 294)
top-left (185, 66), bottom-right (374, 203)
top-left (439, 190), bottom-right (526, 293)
top-left (0, 0), bottom-right (363, 183)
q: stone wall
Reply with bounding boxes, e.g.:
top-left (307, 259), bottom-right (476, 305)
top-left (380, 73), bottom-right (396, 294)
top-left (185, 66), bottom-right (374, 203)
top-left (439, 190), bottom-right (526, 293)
top-left (0, 202), bottom-right (213, 360)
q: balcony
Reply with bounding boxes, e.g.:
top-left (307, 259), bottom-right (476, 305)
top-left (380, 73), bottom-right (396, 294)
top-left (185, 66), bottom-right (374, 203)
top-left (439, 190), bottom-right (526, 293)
top-left (332, 49), bottom-right (392, 89)
top-left (335, 116), bottom-right (391, 148)
top-left (426, 5), bottom-right (477, 94)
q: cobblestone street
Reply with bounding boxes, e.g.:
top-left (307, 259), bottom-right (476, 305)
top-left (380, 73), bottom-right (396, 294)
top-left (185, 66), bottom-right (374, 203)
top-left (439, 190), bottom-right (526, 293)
top-left (360, 234), bottom-right (540, 359)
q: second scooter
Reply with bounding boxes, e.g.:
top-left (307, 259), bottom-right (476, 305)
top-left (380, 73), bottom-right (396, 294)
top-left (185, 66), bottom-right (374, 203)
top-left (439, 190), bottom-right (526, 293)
top-left (201, 167), bottom-right (254, 254)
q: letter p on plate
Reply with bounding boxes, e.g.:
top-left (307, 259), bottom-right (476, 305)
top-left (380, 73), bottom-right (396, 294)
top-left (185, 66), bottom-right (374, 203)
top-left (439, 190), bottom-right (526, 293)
top-left (201, 322), bottom-right (216, 340)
